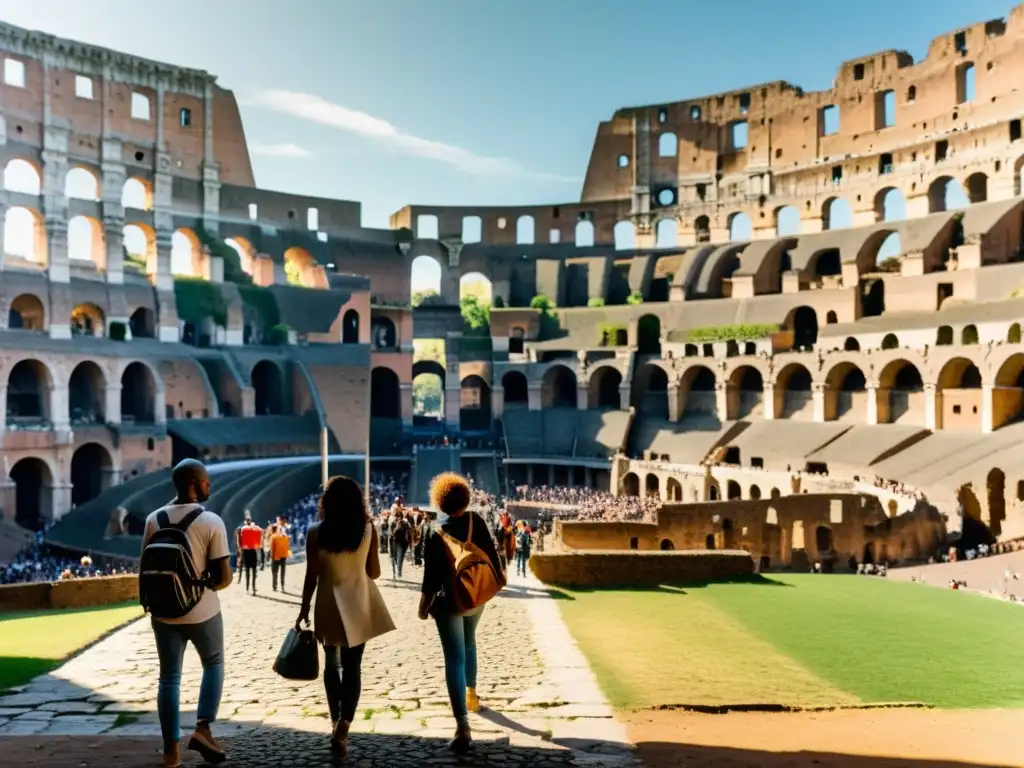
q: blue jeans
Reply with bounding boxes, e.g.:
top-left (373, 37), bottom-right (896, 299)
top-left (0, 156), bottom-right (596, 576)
top-left (434, 608), bottom-right (483, 725)
top-left (391, 545), bottom-right (407, 578)
top-left (152, 614), bottom-right (225, 750)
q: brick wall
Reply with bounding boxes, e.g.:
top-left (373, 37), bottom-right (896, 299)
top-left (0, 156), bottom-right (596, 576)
top-left (529, 550), bottom-right (754, 587)
top-left (307, 365), bottom-right (370, 453)
top-left (0, 575), bottom-right (139, 612)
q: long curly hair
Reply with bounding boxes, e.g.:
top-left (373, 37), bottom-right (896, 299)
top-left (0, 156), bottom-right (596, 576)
top-left (429, 472), bottom-right (472, 517)
top-left (317, 475), bottom-right (369, 553)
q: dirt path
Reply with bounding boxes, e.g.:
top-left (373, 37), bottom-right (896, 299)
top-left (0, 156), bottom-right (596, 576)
top-left (626, 707), bottom-right (1023, 767)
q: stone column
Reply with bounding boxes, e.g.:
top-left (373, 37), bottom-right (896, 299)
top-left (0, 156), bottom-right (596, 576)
top-left (490, 387), bottom-right (504, 422)
top-left (618, 382), bottom-right (631, 411)
top-left (103, 214), bottom-right (125, 285)
top-left (667, 383), bottom-right (680, 421)
top-left (241, 386), bottom-right (256, 418)
top-left (548, 464), bottom-right (555, 485)
top-left (715, 382), bottom-right (728, 422)
top-left (155, 386), bottom-right (168, 425)
top-left (866, 384), bottom-right (879, 425)
top-left (528, 383), bottom-right (542, 411)
top-left (762, 383), bottom-right (775, 420)
top-left (152, 230), bottom-right (174, 291)
top-left (0, 202), bottom-right (6, 270)
top-left (812, 383), bottom-right (826, 422)
top-left (576, 384), bottom-right (588, 410)
top-left (527, 465), bottom-right (535, 487)
top-left (104, 384), bottom-right (122, 425)
top-left (51, 484), bottom-right (73, 521)
top-left (49, 383), bottom-right (70, 432)
top-left (0, 384), bottom-right (8, 436)
top-left (981, 383), bottom-right (994, 434)
top-left (400, 382), bottom-right (414, 428)
top-left (924, 383), bottom-right (937, 431)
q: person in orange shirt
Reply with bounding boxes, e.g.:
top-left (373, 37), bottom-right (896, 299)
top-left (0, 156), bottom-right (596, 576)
top-left (269, 524), bottom-right (291, 593)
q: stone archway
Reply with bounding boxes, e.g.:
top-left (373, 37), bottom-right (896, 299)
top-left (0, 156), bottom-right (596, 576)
top-left (589, 367), bottom-right (623, 410)
top-left (541, 365), bottom-right (577, 408)
top-left (621, 472), bottom-right (640, 496)
top-left (8, 359), bottom-right (51, 422)
top-left (370, 367), bottom-right (401, 419)
top-left (251, 360), bottom-right (284, 416)
top-left (71, 443), bottom-right (113, 507)
top-left (502, 371), bottom-right (528, 407)
top-left (10, 457), bottom-right (51, 530)
top-left (460, 375), bottom-right (492, 431)
top-left (69, 361), bottom-right (106, 425)
top-left (342, 309), bottom-right (360, 344)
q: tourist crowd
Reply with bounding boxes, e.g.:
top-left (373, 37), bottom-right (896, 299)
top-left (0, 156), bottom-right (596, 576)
top-left (512, 484), bottom-right (660, 522)
top-left (0, 530), bottom-right (136, 585)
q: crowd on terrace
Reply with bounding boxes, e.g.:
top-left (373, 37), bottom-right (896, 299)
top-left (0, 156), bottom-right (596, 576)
top-left (0, 529), bottom-right (136, 585)
top-left (514, 485), bottom-right (660, 522)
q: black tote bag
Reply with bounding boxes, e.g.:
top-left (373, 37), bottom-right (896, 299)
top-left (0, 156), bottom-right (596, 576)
top-left (273, 626), bottom-right (320, 681)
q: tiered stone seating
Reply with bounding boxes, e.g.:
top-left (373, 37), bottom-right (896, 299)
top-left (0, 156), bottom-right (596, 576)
top-left (411, 447), bottom-right (459, 505)
top-left (504, 412), bottom-right (544, 457)
top-left (574, 410), bottom-right (632, 459)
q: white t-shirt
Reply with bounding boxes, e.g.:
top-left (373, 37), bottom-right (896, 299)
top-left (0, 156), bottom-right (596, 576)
top-left (143, 504), bottom-right (230, 625)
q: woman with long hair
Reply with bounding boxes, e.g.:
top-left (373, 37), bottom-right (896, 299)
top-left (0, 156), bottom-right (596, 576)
top-left (297, 476), bottom-right (395, 756)
top-left (419, 472), bottom-right (505, 753)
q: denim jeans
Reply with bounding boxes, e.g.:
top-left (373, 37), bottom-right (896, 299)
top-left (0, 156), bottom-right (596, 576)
top-left (391, 545), bottom-right (407, 578)
top-left (271, 558), bottom-right (286, 591)
top-left (323, 644), bottom-right (366, 723)
top-left (152, 614), bottom-right (224, 750)
top-left (434, 608), bottom-right (484, 725)
top-left (515, 551), bottom-right (529, 576)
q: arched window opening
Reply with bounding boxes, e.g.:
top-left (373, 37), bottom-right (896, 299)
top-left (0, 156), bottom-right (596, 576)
top-left (71, 443), bottom-right (112, 507)
top-left (575, 219), bottom-right (595, 247)
top-left (3, 159), bottom-right (41, 195)
top-left (71, 303), bottom-right (105, 337)
top-left (11, 458), bottom-right (50, 530)
top-left (130, 307), bottom-right (156, 339)
top-left (121, 362), bottom-right (156, 423)
top-left (371, 317), bottom-right (397, 350)
top-left (69, 361), bottom-right (105, 425)
top-left (411, 255), bottom-right (442, 305)
top-left (251, 360), bottom-right (284, 416)
top-left (503, 371), bottom-right (528, 406)
top-left (729, 212), bottom-right (752, 241)
top-left (542, 365), bottom-right (578, 408)
top-left (65, 167), bottom-right (99, 201)
top-left (122, 178), bottom-right (152, 210)
top-left (614, 221), bottom-right (636, 251)
top-left (342, 309), bottom-right (360, 343)
top-left (8, 359), bottom-right (50, 422)
top-left (775, 206), bottom-right (800, 237)
top-left (589, 367), bottom-right (623, 410)
top-left (516, 215), bottom-right (535, 245)
top-left (823, 198), bottom-right (852, 230)
top-left (4, 206), bottom-right (45, 263)
top-left (370, 367), bottom-right (401, 419)
top-left (8, 293), bottom-right (45, 331)
top-left (655, 219), bottom-right (677, 248)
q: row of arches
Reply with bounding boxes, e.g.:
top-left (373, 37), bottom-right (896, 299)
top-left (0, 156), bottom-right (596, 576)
top-left (369, 367), bottom-right (496, 430)
top-left (3, 159), bottom-right (152, 210)
top-left (8, 441), bottom-right (117, 530)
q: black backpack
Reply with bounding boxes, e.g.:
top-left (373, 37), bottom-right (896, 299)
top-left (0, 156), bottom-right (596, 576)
top-left (139, 507), bottom-right (207, 620)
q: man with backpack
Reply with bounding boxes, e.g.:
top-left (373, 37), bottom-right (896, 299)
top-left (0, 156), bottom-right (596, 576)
top-left (138, 458), bottom-right (232, 768)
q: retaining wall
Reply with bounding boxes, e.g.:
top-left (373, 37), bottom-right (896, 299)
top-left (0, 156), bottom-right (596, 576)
top-left (529, 549), bottom-right (754, 587)
top-left (0, 575), bottom-right (139, 612)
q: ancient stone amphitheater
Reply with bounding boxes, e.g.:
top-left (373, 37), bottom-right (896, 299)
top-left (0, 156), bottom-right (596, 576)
top-left (0, 9), bottom-right (1021, 570)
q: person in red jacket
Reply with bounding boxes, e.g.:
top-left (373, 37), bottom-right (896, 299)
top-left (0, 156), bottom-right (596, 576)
top-left (238, 516), bottom-right (263, 596)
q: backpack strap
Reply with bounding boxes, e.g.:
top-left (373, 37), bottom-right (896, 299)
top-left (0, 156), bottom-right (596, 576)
top-left (175, 506), bottom-right (204, 532)
top-left (157, 510), bottom-right (171, 530)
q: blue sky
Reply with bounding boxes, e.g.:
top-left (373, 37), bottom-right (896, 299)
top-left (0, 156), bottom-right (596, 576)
top-left (3, 0), bottom-right (1009, 230)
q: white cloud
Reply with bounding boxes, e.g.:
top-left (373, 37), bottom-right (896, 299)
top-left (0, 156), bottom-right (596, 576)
top-left (249, 142), bottom-right (313, 159)
top-left (242, 89), bottom-right (575, 182)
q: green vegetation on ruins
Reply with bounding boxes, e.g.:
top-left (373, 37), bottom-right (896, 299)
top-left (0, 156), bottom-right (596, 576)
top-left (0, 603), bottom-right (142, 693)
top-left (687, 323), bottom-right (780, 343)
top-left (557, 575), bottom-right (1024, 711)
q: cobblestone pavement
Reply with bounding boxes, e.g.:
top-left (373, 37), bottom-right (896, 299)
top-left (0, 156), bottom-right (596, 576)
top-left (0, 563), bottom-right (635, 767)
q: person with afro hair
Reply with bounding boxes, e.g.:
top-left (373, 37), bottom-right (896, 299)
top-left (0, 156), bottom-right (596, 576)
top-left (418, 472), bottom-right (504, 754)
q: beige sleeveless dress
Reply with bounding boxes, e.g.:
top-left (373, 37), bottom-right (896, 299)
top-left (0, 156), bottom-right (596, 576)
top-left (314, 521), bottom-right (396, 648)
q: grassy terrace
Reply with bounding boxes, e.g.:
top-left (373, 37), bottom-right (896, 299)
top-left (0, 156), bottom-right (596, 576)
top-left (557, 575), bottom-right (1024, 710)
top-left (0, 602), bottom-right (143, 693)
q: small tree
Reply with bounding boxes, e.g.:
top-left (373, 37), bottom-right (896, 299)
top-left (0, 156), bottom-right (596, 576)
top-left (530, 294), bottom-right (555, 314)
top-left (460, 294), bottom-right (491, 335)
top-left (587, 297), bottom-right (606, 307)
top-left (412, 289), bottom-right (440, 308)
top-left (626, 290), bottom-right (644, 305)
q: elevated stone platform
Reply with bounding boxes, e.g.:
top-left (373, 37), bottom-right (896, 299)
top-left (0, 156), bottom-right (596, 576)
top-left (530, 550), bottom-right (754, 588)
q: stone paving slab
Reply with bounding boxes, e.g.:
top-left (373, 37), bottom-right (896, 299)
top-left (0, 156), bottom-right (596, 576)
top-left (0, 564), bottom-right (636, 766)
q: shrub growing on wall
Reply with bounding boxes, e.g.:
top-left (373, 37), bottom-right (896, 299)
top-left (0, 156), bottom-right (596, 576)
top-left (174, 277), bottom-right (228, 327)
top-left (687, 323), bottom-right (780, 343)
top-left (588, 297), bottom-right (606, 307)
top-left (266, 323), bottom-right (292, 345)
top-left (194, 226), bottom-right (252, 286)
top-left (626, 291), bottom-right (644, 305)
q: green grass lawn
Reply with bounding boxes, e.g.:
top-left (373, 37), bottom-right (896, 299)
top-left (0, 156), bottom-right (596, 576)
top-left (557, 574), bottom-right (1024, 711)
top-left (0, 602), bottom-right (143, 692)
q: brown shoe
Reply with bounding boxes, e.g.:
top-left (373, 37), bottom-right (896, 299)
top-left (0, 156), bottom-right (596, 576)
top-left (188, 724), bottom-right (226, 764)
top-left (331, 719), bottom-right (351, 756)
top-left (449, 722), bottom-right (472, 754)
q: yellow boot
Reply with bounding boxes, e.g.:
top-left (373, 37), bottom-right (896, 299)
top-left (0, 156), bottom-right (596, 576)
top-left (466, 687), bottom-right (480, 713)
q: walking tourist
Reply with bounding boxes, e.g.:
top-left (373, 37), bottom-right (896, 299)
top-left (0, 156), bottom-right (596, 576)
top-left (269, 523), bottom-right (291, 592)
top-left (296, 476), bottom-right (396, 757)
top-left (238, 515), bottom-right (263, 595)
top-left (233, 515), bottom-right (247, 584)
top-left (515, 523), bottom-right (532, 577)
top-left (419, 472), bottom-right (506, 754)
top-left (139, 459), bottom-right (232, 768)
top-left (390, 509), bottom-right (412, 579)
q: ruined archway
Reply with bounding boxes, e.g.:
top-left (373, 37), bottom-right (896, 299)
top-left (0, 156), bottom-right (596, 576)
top-left (645, 473), bottom-right (660, 498)
top-left (928, 176), bottom-right (968, 213)
top-left (637, 314), bottom-right (662, 356)
top-left (122, 177), bottom-right (152, 211)
top-left (71, 443), bottom-right (112, 507)
top-left (542, 365), bottom-right (577, 408)
top-left (621, 472), bottom-right (640, 497)
top-left (502, 371), bottom-right (528, 408)
top-left (877, 359), bottom-right (924, 425)
top-left (9, 293), bottom-right (46, 331)
top-left (411, 255), bottom-right (443, 305)
top-left (129, 307), bottom-right (156, 339)
top-left (993, 353), bottom-right (1024, 428)
top-left (775, 362), bottom-right (813, 419)
top-left (3, 206), bottom-right (46, 265)
top-left (786, 306), bottom-right (818, 350)
top-left (680, 365), bottom-right (717, 417)
top-left (284, 246), bottom-right (325, 288)
top-left (825, 362), bottom-right (867, 421)
top-left (121, 362), bottom-right (156, 423)
top-left (666, 477), bottom-right (682, 501)
top-left (729, 365), bottom-right (764, 419)
top-left (412, 360), bottom-right (445, 419)
top-left (10, 457), bottom-right (51, 530)
top-left (8, 359), bottom-right (51, 422)
top-left (69, 360), bottom-right (106, 425)
top-left (630, 363), bottom-right (668, 418)
top-left (71, 303), bottom-right (105, 337)
top-left (589, 367), bottom-right (623, 410)
top-left (460, 375), bottom-right (492, 431)
top-left (936, 357), bottom-right (982, 430)
top-left (727, 480), bottom-right (741, 500)
top-left (370, 367), bottom-right (401, 419)
top-left (251, 360), bottom-right (284, 416)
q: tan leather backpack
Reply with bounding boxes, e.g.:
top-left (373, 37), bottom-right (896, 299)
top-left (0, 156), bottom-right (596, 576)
top-left (437, 512), bottom-right (506, 614)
